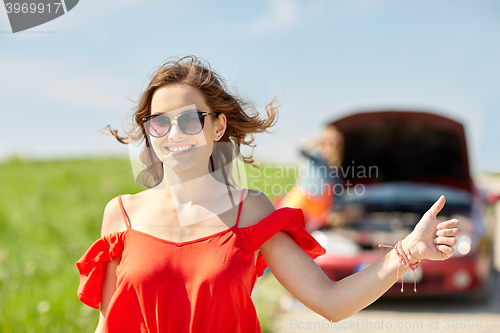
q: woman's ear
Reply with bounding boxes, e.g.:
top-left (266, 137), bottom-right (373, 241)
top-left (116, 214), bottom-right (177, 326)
top-left (214, 113), bottom-right (227, 141)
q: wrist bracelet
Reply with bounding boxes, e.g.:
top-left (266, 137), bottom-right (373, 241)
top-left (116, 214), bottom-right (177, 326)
top-left (401, 242), bottom-right (420, 264)
top-left (378, 240), bottom-right (420, 293)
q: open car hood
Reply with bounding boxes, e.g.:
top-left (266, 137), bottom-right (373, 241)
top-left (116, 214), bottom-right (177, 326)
top-left (330, 111), bottom-right (473, 192)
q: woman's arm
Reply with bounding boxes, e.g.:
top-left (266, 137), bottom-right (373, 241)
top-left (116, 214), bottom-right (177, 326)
top-left (260, 195), bottom-right (459, 322)
top-left (94, 197), bottom-right (126, 333)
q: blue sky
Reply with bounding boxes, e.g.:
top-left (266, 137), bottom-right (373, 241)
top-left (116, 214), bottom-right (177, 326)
top-left (1, 0), bottom-right (499, 173)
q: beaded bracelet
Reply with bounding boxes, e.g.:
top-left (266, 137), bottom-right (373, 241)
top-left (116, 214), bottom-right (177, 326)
top-left (378, 241), bottom-right (420, 293)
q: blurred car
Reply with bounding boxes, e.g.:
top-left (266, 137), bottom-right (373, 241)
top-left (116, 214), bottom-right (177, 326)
top-left (313, 111), bottom-right (495, 299)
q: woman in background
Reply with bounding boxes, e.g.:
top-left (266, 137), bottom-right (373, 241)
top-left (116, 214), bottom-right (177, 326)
top-left (277, 124), bottom-right (344, 231)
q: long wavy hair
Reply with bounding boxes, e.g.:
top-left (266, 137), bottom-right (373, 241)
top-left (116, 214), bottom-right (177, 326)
top-left (104, 56), bottom-right (279, 188)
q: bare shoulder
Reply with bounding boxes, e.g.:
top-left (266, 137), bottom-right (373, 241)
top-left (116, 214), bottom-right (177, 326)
top-left (100, 192), bottom-right (148, 237)
top-left (238, 189), bottom-right (276, 228)
top-left (101, 196), bottom-right (125, 237)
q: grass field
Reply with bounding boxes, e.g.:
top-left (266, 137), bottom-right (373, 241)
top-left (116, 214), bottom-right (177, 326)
top-left (0, 156), bottom-right (296, 332)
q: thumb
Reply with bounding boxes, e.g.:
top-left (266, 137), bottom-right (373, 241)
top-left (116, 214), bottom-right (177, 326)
top-left (427, 195), bottom-right (446, 218)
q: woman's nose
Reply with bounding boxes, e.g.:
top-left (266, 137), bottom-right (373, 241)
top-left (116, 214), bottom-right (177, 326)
top-left (167, 120), bottom-right (185, 140)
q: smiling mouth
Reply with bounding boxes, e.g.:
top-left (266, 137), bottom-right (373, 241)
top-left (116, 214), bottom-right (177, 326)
top-left (165, 145), bottom-right (194, 152)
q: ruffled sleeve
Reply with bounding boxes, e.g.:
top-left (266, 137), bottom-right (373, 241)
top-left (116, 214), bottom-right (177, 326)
top-left (76, 232), bottom-right (124, 309)
top-left (241, 207), bottom-right (326, 277)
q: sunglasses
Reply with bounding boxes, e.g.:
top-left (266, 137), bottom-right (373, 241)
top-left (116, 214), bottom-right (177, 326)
top-left (143, 110), bottom-right (217, 138)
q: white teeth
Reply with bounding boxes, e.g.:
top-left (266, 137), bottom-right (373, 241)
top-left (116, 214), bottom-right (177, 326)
top-left (167, 145), bottom-right (193, 152)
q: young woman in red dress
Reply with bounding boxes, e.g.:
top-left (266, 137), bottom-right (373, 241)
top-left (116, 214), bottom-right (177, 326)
top-left (76, 56), bottom-right (459, 333)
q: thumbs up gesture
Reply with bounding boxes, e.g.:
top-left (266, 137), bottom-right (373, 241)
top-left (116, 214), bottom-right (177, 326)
top-left (403, 196), bottom-right (460, 262)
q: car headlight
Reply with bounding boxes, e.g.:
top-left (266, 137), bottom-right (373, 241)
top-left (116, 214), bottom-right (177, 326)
top-left (446, 215), bottom-right (476, 257)
top-left (456, 234), bottom-right (471, 255)
top-left (452, 233), bottom-right (479, 257)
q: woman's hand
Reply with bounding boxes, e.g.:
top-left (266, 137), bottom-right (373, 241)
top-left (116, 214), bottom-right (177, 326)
top-left (403, 195), bottom-right (460, 262)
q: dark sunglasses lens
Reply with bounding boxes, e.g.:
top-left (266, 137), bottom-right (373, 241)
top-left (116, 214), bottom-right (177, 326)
top-left (178, 111), bottom-right (205, 135)
top-left (148, 115), bottom-right (171, 137)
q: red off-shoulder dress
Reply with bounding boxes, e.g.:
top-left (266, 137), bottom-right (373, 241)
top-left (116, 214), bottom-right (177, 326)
top-left (76, 189), bottom-right (326, 332)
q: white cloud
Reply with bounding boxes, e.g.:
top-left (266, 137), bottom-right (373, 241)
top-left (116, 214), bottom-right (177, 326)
top-left (0, 55), bottom-right (141, 160)
top-left (323, 0), bottom-right (393, 23)
top-left (246, 0), bottom-right (321, 36)
top-left (244, 0), bottom-right (393, 36)
top-left (348, 0), bottom-right (393, 16)
top-left (0, 56), bottom-right (140, 115)
top-left (51, 0), bottom-right (154, 31)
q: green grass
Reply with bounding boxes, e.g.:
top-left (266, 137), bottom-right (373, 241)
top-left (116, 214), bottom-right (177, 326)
top-left (251, 273), bottom-right (289, 333)
top-left (0, 156), bottom-right (296, 332)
